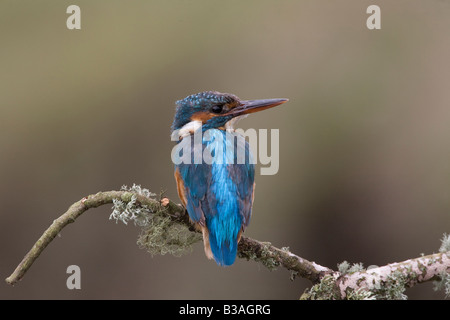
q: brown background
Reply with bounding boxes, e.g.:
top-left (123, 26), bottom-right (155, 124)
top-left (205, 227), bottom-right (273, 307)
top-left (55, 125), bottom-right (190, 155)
top-left (1, 0), bottom-right (449, 299)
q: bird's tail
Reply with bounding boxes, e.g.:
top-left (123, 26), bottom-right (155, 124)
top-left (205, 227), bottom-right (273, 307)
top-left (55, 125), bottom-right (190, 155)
top-left (201, 225), bottom-right (240, 266)
top-left (208, 235), bottom-right (238, 267)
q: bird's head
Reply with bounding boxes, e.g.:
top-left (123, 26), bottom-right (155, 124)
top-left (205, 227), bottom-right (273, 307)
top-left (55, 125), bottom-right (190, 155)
top-left (171, 91), bottom-right (288, 139)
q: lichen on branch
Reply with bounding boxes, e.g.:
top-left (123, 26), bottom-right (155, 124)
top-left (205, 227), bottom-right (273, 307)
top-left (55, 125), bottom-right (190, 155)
top-left (109, 184), bottom-right (202, 256)
top-left (4, 184), bottom-right (450, 300)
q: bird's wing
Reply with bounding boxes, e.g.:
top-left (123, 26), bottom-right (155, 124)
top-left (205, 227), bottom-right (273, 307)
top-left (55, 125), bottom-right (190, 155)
top-left (228, 132), bottom-right (255, 230)
top-left (175, 162), bottom-right (211, 225)
top-left (227, 163), bottom-right (255, 230)
top-left (175, 163), bottom-right (254, 229)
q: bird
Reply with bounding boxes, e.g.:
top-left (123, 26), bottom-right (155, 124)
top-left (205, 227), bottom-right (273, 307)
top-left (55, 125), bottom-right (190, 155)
top-left (171, 91), bottom-right (288, 266)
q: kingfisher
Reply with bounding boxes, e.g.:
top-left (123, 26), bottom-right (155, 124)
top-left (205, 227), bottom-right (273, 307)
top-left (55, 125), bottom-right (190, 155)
top-left (171, 91), bottom-right (288, 266)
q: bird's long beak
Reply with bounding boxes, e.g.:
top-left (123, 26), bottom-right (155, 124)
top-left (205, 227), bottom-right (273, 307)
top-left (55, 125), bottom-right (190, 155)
top-left (228, 98), bottom-right (289, 117)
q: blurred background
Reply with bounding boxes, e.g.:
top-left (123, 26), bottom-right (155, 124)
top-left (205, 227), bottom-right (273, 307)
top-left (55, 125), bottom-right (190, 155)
top-left (1, 0), bottom-right (449, 299)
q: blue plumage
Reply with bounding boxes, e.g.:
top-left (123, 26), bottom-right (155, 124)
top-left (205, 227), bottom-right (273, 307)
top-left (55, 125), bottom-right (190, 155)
top-left (176, 129), bottom-right (254, 266)
top-left (172, 91), bottom-right (287, 266)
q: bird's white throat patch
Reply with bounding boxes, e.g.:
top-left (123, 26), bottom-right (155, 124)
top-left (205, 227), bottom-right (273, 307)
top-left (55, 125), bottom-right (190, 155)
top-left (171, 120), bottom-right (202, 140)
top-left (224, 115), bottom-right (248, 131)
top-left (171, 115), bottom-right (248, 140)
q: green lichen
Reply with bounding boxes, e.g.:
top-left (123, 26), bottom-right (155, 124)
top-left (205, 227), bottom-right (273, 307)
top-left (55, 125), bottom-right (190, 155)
top-left (433, 271), bottom-right (450, 298)
top-left (109, 184), bottom-right (156, 226)
top-left (109, 184), bottom-right (201, 257)
top-left (337, 261), bottom-right (350, 274)
top-left (290, 270), bottom-right (298, 281)
top-left (338, 261), bottom-right (365, 274)
top-left (256, 242), bottom-right (280, 271)
top-left (372, 270), bottom-right (408, 300)
top-left (237, 241), bottom-right (280, 271)
top-left (300, 275), bottom-right (340, 300)
top-left (439, 233), bottom-right (450, 253)
top-left (345, 287), bottom-right (376, 300)
top-left (137, 210), bottom-right (202, 257)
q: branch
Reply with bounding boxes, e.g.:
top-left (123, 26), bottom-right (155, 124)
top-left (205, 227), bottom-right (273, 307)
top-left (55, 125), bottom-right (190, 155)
top-left (5, 188), bottom-right (449, 300)
top-left (335, 252), bottom-right (450, 299)
top-left (5, 190), bottom-right (330, 286)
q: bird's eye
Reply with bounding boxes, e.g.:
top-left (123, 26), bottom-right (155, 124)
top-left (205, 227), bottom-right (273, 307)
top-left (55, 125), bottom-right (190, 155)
top-left (211, 104), bottom-right (224, 114)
